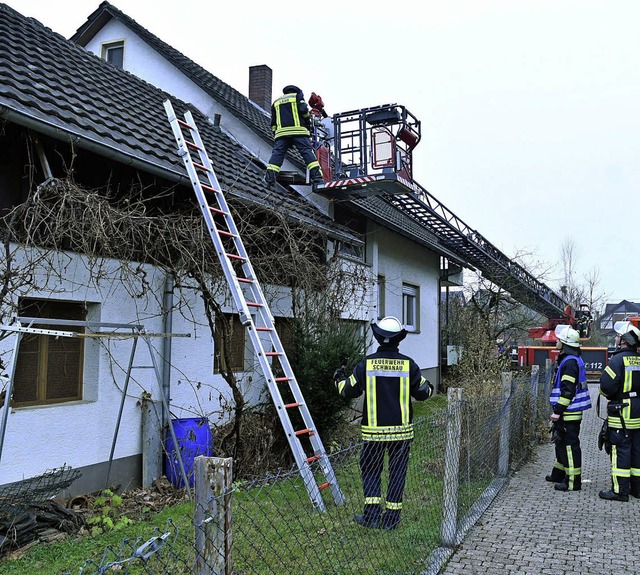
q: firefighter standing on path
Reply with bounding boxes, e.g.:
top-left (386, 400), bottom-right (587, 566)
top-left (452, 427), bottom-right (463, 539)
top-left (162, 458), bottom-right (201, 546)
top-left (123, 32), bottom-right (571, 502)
top-left (598, 321), bottom-right (640, 502)
top-left (334, 316), bottom-right (433, 530)
top-left (264, 85), bottom-right (323, 187)
top-left (546, 325), bottom-right (592, 491)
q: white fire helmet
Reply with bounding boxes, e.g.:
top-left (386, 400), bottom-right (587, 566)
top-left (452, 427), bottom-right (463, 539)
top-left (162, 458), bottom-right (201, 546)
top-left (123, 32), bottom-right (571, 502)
top-left (614, 321), bottom-right (640, 348)
top-left (371, 316), bottom-right (407, 344)
top-left (554, 325), bottom-right (581, 348)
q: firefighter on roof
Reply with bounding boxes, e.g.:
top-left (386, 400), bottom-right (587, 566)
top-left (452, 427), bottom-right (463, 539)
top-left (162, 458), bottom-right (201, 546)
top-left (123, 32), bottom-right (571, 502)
top-left (264, 85), bottom-right (323, 187)
top-left (334, 316), bottom-right (433, 530)
top-left (598, 321), bottom-right (640, 502)
top-left (546, 325), bottom-right (592, 491)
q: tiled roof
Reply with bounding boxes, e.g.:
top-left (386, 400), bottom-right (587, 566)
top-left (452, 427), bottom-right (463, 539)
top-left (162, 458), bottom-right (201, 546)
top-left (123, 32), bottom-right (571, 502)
top-left (0, 3), bottom-right (360, 244)
top-left (68, 2), bottom-right (462, 261)
top-left (71, 1), bottom-right (275, 148)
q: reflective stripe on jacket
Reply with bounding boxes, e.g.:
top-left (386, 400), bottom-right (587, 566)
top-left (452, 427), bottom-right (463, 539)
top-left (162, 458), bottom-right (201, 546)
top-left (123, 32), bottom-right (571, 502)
top-left (270, 92), bottom-right (311, 138)
top-left (338, 346), bottom-right (433, 441)
top-left (550, 354), bottom-right (591, 420)
top-left (600, 350), bottom-right (640, 429)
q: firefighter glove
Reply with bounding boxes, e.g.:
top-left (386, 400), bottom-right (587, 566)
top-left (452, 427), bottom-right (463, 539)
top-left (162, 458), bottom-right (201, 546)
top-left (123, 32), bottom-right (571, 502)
top-left (333, 367), bottom-right (346, 384)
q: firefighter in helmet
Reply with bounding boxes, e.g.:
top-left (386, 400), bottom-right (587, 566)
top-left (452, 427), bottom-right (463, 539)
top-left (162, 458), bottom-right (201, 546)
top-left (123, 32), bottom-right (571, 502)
top-left (598, 321), bottom-right (640, 501)
top-left (546, 325), bottom-right (592, 491)
top-left (264, 85), bottom-right (323, 187)
top-left (334, 316), bottom-right (433, 529)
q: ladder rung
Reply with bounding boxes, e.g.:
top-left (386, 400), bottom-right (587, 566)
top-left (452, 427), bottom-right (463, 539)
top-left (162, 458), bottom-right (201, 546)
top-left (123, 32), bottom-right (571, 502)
top-left (177, 118), bottom-right (194, 129)
top-left (201, 183), bottom-right (219, 194)
top-left (186, 141), bottom-right (201, 151)
top-left (209, 206), bottom-right (227, 215)
top-left (295, 428), bottom-right (312, 436)
top-left (246, 301), bottom-right (263, 307)
top-left (265, 351), bottom-right (281, 357)
top-left (255, 326), bottom-right (272, 331)
top-left (218, 230), bottom-right (236, 238)
top-left (193, 162), bottom-right (210, 172)
top-left (226, 253), bottom-right (245, 261)
top-left (285, 402), bottom-right (301, 408)
top-left (318, 482), bottom-right (331, 491)
top-left (237, 277), bottom-right (253, 284)
top-left (307, 454), bottom-right (322, 463)
top-left (275, 377), bottom-right (292, 382)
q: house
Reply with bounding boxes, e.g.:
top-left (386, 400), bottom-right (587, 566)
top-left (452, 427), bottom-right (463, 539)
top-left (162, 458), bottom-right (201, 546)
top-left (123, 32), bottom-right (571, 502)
top-left (600, 300), bottom-right (640, 339)
top-left (0, 2), bottom-right (460, 495)
top-left (69, 1), bottom-right (465, 380)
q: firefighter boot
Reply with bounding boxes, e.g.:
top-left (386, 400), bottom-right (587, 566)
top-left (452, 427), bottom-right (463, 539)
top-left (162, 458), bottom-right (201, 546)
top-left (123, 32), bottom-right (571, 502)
top-left (353, 504), bottom-right (381, 529)
top-left (310, 167), bottom-right (324, 185)
top-left (554, 475), bottom-right (581, 492)
top-left (545, 468), bottom-right (566, 483)
top-left (381, 511), bottom-right (401, 530)
top-left (599, 489), bottom-right (629, 502)
top-left (263, 170), bottom-right (276, 187)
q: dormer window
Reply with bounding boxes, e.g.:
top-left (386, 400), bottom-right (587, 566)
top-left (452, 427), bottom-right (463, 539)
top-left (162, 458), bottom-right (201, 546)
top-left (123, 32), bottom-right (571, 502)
top-left (101, 40), bottom-right (124, 68)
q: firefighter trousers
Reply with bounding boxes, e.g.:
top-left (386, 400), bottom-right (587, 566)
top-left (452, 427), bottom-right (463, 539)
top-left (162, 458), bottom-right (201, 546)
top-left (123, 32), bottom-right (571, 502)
top-left (267, 136), bottom-right (320, 174)
top-left (608, 427), bottom-right (640, 496)
top-left (551, 419), bottom-right (582, 490)
top-left (360, 439), bottom-right (411, 519)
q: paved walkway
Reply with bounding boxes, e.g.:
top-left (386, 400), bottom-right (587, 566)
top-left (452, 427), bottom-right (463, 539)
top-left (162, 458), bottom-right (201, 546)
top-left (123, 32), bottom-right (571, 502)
top-left (440, 385), bottom-right (637, 575)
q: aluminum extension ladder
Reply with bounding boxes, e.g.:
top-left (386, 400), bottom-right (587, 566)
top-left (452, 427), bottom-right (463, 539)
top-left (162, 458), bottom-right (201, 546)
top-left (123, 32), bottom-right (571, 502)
top-left (164, 100), bottom-right (344, 511)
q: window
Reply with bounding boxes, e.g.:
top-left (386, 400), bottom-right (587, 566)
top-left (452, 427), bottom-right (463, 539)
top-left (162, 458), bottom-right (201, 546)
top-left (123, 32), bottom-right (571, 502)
top-left (402, 283), bottom-right (419, 332)
top-left (101, 41), bottom-right (124, 68)
top-left (377, 275), bottom-right (386, 319)
top-left (13, 299), bottom-right (86, 406)
top-left (274, 317), bottom-right (295, 357)
top-left (213, 314), bottom-right (246, 373)
top-left (334, 205), bottom-right (365, 261)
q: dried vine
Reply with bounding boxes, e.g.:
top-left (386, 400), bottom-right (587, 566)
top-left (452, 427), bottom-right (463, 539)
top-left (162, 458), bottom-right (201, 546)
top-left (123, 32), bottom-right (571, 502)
top-left (0, 176), bottom-right (371, 472)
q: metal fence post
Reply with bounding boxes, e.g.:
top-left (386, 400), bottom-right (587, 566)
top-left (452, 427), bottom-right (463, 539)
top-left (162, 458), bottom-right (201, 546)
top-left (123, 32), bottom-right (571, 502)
top-left (498, 372), bottom-right (512, 477)
top-left (440, 387), bottom-right (463, 548)
top-left (194, 456), bottom-right (233, 575)
top-left (530, 364), bottom-right (540, 435)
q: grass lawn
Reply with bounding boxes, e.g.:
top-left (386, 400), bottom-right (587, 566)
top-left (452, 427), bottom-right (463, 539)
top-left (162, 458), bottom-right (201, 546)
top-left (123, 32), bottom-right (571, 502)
top-left (2, 394), bottom-right (451, 575)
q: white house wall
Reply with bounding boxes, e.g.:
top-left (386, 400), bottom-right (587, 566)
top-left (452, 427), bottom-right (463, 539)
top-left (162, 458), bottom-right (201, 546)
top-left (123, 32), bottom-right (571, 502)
top-left (82, 21), bottom-right (280, 171)
top-left (0, 248), bottom-right (266, 486)
top-left (368, 226), bottom-right (440, 373)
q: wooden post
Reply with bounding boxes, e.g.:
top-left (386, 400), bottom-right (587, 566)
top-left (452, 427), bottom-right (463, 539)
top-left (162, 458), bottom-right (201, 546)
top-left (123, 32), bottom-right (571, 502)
top-left (194, 456), bottom-right (233, 575)
top-left (498, 372), bottom-right (512, 477)
top-left (141, 399), bottom-right (162, 488)
top-left (440, 387), bottom-right (463, 548)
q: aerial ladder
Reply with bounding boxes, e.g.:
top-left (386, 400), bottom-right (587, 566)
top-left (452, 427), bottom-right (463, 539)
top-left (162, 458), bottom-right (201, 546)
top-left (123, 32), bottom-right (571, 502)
top-left (163, 100), bottom-right (344, 511)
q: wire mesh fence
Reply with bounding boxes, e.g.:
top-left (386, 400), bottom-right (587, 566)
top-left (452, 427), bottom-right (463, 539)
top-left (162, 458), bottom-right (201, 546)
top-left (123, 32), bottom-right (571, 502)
top-left (55, 369), bottom-right (551, 575)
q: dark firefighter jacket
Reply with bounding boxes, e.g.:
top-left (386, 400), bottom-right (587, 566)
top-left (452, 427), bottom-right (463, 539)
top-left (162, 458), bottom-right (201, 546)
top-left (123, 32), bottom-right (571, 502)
top-left (550, 351), bottom-right (590, 421)
top-left (600, 348), bottom-right (640, 430)
top-left (337, 344), bottom-right (433, 441)
top-left (270, 91), bottom-right (311, 138)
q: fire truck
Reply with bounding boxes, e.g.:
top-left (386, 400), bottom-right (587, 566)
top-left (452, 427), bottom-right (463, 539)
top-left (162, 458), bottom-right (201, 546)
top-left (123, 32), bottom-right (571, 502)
top-left (516, 304), bottom-right (608, 381)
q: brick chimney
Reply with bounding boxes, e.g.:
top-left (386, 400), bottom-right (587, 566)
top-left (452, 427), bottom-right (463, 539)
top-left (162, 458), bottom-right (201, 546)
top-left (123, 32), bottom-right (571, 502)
top-left (248, 65), bottom-right (272, 111)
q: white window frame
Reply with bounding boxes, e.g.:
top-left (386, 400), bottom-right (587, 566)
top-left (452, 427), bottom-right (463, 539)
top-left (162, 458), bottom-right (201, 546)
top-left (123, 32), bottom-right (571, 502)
top-left (402, 283), bottom-right (419, 332)
top-left (377, 275), bottom-right (386, 319)
top-left (101, 40), bottom-right (125, 68)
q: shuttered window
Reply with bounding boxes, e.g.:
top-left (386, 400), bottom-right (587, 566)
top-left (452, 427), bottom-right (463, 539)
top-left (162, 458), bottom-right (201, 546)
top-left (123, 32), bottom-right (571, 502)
top-left (213, 314), bottom-right (246, 373)
top-left (13, 299), bottom-right (85, 406)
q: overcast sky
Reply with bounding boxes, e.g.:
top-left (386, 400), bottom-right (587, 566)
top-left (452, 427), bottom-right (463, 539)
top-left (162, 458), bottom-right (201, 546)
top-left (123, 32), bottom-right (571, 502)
top-left (6, 0), bottom-right (639, 309)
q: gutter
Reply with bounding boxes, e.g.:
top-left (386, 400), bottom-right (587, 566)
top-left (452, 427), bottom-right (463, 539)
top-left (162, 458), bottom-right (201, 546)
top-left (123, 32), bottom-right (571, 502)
top-left (0, 104), bottom-right (361, 246)
top-left (0, 105), bottom-right (188, 185)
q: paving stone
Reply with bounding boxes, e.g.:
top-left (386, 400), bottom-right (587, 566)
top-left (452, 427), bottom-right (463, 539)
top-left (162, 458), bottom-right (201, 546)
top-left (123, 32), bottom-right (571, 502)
top-left (439, 385), bottom-right (638, 575)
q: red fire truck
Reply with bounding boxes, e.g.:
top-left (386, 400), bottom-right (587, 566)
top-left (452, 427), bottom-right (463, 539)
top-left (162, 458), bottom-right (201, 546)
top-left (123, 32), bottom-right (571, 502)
top-left (516, 304), bottom-right (607, 381)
